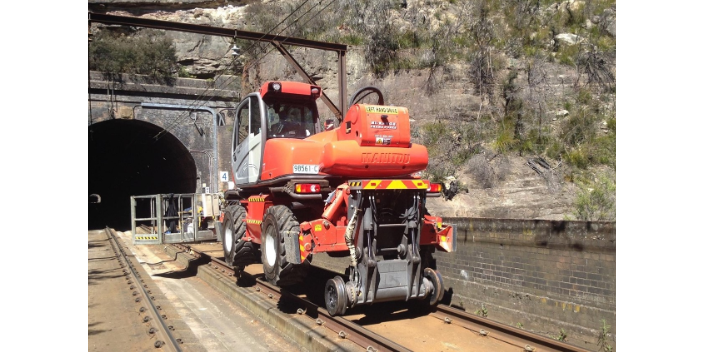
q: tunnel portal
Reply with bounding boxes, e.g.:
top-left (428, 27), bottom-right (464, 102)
top-left (89, 119), bottom-right (197, 230)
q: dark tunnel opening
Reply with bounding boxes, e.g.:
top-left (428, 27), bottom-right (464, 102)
top-left (89, 119), bottom-right (197, 230)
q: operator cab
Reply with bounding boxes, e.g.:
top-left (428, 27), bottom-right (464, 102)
top-left (265, 99), bottom-right (317, 139)
top-left (230, 81), bottom-right (323, 188)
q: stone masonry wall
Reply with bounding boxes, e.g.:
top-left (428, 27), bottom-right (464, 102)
top-left (434, 218), bottom-right (616, 351)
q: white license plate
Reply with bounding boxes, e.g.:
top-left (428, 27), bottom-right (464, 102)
top-left (293, 164), bottom-right (319, 174)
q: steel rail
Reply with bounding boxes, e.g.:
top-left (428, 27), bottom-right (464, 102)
top-left (207, 255), bottom-right (411, 352)
top-left (187, 244), bottom-right (591, 352)
top-left (432, 305), bottom-right (591, 352)
top-left (261, 274), bottom-right (412, 352)
top-left (105, 227), bottom-right (183, 352)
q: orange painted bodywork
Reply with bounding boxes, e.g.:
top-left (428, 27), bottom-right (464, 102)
top-left (299, 206), bottom-right (455, 255)
top-left (259, 81), bottom-right (321, 99)
top-left (260, 102), bottom-right (428, 180)
top-left (241, 195), bottom-right (271, 244)
top-left (232, 82), bottom-right (455, 263)
top-left (420, 214), bottom-right (455, 252)
top-left (294, 180), bottom-right (455, 256)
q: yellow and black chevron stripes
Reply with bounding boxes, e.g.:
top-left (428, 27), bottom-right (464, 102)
top-left (299, 234), bottom-right (306, 262)
top-left (349, 179), bottom-right (429, 190)
top-left (135, 236), bottom-right (158, 240)
top-left (248, 197), bottom-right (267, 202)
top-left (245, 219), bottom-right (262, 224)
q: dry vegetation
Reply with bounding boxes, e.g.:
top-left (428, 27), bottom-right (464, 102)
top-left (90, 0), bottom-right (616, 221)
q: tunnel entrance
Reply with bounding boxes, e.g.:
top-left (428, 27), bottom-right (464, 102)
top-left (89, 119), bottom-right (197, 230)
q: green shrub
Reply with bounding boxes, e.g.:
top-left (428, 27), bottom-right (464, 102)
top-left (560, 109), bottom-right (597, 147)
top-left (573, 172), bottom-right (615, 221)
top-left (591, 133), bottom-right (616, 167)
top-left (493, 124), bottom-right (516, 154)
top-left (556, 44), bottom-right (580, 66)
top-left (177, 66), bottom-right (195, 78)
top-left (398, 30), bottom-right (422, 49)
top-left (597, 319), bottom-right (614, 352)
top-left (545, 139), bottom-right (564, 160)
top-left (339, 34), bottom-right (364, 46)
top-left (89, 29), bottom-right (177, 81)
top-left (576, 88), bottom-right (593, 104)
top-left (421, 121), bottom-right (449, 147)
top-left (565, 148), bottom-right (589, 168)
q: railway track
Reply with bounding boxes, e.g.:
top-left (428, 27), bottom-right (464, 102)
top-left (88, 228), bottom-right (208, 351)
top-left (105, 228), bottom-right (184, 352)
top-left (172, 243), bottom-right (591, 352)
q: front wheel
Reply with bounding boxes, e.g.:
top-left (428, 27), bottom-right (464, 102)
top-left (221, 205), bottom-right (237, 264)
top-left (224, 204), bottom-right (258, 269)
top-left (260, 205), bottom-right (308, 286)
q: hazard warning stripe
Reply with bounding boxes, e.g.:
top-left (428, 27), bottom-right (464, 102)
top-left (299, 234), bottom-right (310, 263)
top-left (361, 179), bottom-right (428, 190)
top-left (245, 219), bottom-right (262, 224)
top-left (348, 181), bottom-right (362, 187)
top-left (248, 197), bottom-right (267, 202)
top-left (135, 236), bottom-right (158, 240)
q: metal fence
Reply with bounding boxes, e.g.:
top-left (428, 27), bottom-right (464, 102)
top-left (130, 193), bottom-right (221, 245)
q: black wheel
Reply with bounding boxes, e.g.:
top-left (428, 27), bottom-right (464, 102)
top-left (424, 268), bottom-right (444, 306)
top-left (221, 205), bottom-right (237, 263)
top-left (224, 204), bottom-right (258, 268)
top-left (324, 276), bottom-right (347, 316)
top-left (260, 205), bottom-right (308, 286)
top-left (349, 86), bottom-right (384, 106)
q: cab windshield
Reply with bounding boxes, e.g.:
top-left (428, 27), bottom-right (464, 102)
top-left (264, 99), bottom-right (318, 139)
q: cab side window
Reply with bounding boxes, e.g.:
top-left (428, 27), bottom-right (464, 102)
top-left (251, 97), bottom-right (261, 137)
top-left (302, 106), bottom-right (316, 135)
top-left (236, 100), bottom-right (249, 147)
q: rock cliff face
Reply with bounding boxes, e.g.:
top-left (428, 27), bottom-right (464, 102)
top-left (426, 155), bottom-right (578, 220)
top-left (89, 0), bottom-right (615, 220)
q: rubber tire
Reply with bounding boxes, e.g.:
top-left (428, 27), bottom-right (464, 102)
top-left (221, 205), bottom-right (237, 263)
top-left (260, 205), bottom-right (308, 286)
top-left (324, 276), bottom-right (348, 316)
top-left (225, 205), bottom-right (258, 268)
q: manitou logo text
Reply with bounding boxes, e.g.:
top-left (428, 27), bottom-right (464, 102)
top-left (361, 153), bottom-right (410, 164)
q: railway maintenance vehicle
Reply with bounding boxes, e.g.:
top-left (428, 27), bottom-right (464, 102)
top-left (216, 81), bottom-right (455, 316)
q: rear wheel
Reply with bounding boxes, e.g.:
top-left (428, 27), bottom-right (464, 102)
top-left (260, 205), bottom-right (308, 286)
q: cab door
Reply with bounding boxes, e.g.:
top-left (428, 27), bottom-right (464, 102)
top-left (232, 95), bottom-right (264, 186)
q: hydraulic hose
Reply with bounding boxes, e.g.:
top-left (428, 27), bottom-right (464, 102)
top-left (345, 207), bottom-right (361, 267)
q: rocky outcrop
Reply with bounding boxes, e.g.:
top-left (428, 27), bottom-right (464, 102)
top-left (88, 0), bottom-right (615, 220)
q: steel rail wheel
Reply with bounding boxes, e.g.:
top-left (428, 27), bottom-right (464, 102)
top-left (324, 276), bottom-right (348, 316)
top-left (424, 268), bottom-right (444, 306)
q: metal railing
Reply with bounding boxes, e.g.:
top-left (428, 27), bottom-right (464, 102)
top-left (130, 193), bottom-right (221, 245)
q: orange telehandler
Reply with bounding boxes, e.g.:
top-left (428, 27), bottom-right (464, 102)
top-left (216, 81), bottom-right (455, 315)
